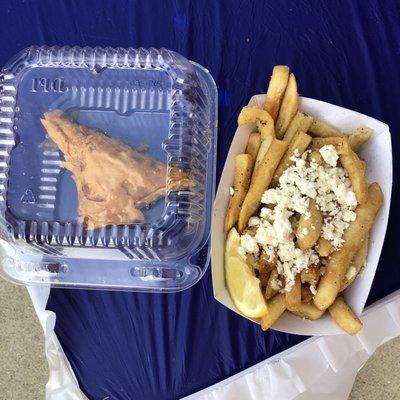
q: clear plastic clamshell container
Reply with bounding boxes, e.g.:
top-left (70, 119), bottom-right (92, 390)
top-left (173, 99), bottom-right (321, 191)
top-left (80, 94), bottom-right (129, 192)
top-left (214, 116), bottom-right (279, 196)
top-left (0, 46), bottom-right (217, 291)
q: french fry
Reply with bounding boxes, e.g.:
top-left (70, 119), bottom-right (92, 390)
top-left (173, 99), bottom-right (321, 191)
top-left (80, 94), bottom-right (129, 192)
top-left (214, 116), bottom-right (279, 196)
top-left (284, 112), bottom-right (313, 142)
top-left (276, 73), bottom-right (299, 139)
top-left (328, 297), bottom-right (363, 335)
top-left (238, 139), bottom-right (289, 232)
top-left (314, 183), bottom-right (383, 310)
top-left (300, 265), bottom-right (321, 286)
top-left (349, 126), bottom-right (373, 152)
top-left (224, 154), bottom-right (253, 233)
top-left (340, 236), bottom-right (369, 291)
top-left (238, 106), bottom-right (274, 140)
top-left (312, 136), bottom-right (351, 155)
top-left (272, 131), bottom-right (312, 185)
top-left (359, 158), bottom-right (367, 171)
top-left (316, 237), bottom-right (333, 257)
top-left (291, 302), bottom-right (325, 320)
top-left (296, 199), bottom-right (323, 250)
top-left (308, 119), bottom-right (344, 138)
top-left (301, 285), bottom-right (314, 303)
top-left (245, 132), bottom-right (261, 167)
top-left (256, 118), bottom-right (275, 141)
top-left (308, 150), bottom-right (324, 165)
top-left (264, 65), bottom-right (290, 121)
top-left (246, 253), bottom-right (258, 269)
top-left (254, 133), bottom-right (274, 170)
top-left (285, 276), bottom-right (301, 311)
top-left (340, 150), bottom-right (368, 204)
top-left (238, 106), bottom-right (270, 126)
top-left (261, 293), bottom-right (286, 331)
top-left (265, 268), bottom-right (280, 300)
top-left (258, 252), bottom-right (276, 287)
top-left (259, 252), bottom-right (277, 274)
top-left (314, 251), bottom-right (352, 311)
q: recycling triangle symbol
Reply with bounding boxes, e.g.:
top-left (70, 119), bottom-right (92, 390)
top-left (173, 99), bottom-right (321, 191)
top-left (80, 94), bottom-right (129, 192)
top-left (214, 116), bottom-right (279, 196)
top-left (21, 189), bottom-right (37, 204)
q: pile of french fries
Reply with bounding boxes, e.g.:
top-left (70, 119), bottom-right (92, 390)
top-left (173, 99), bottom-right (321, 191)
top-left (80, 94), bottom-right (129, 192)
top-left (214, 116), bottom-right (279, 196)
top-left (224, 65), bottom-right (383, 335)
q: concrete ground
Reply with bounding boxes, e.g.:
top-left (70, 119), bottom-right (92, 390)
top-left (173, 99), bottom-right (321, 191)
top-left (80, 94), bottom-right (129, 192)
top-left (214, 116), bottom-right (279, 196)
top-left (0, 277), bottom-right (399, 400)
top-left (0, 278), bottom-right (47, 400)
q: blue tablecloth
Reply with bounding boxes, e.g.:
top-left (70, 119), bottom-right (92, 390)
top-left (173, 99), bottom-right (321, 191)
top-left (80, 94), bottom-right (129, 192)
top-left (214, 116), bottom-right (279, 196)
top-left (1, 1), bottom-right (399, 399)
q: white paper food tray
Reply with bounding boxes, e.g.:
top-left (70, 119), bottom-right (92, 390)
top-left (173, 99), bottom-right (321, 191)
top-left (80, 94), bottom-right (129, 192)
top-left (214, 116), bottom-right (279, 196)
top-left (212, 94), bottom-right (392, 335)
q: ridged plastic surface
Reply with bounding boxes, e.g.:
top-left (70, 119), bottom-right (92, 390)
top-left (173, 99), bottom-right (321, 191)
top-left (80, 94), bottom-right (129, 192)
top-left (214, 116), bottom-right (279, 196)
top-left (0, 46), bottom-right (217, 291)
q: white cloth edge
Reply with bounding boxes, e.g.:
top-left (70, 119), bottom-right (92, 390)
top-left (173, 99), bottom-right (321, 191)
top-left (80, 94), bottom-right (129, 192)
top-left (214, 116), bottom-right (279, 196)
top-left (25, 284), bottom-right (400, 400)
top-left (184, 289), bottom-right (400, 400)
top-left (27, 286), bottom-right (88, 400)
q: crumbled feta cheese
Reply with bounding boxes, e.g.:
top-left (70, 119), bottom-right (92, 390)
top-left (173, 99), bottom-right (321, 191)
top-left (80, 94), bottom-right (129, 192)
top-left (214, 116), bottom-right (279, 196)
top-left (276, 241), bottom-right (318, 291)
top-left (322, 218), bottom-right (348, 248)
top-left (272, 146), bottom-right (356, 251)
top-left (261, 189), bottom-right (279, 205)
top-left (309, 284), bottom-right (317, 295)
top-left (264, 246), bottom-right (275, 262)
top-left (248, 216), bottom-right (261, 227)
top-left (272, 209), bottom-right (293, 242)
top-left (342, 210), bottom-right (356, 222)
top-left (255, 222), bottom-right (278, 247)
top-left (270, 275), bottom-right (282, 290)
top-left (333, 183), bottom-right (357, 207)
top-left (260, 207), bottom-right (273, 219)
top-left (238, 144), bottom-right (357, 292)
top-left (237, 246), bottom-right (246, 259)
top-left (319, 144), bottom-right (339, 167)
top-left (345, 266), bottom-right (357, 281)
top-left (240, 234), bottom-right (259, 254)
top-left (229, 186), bottom-right (235, 196)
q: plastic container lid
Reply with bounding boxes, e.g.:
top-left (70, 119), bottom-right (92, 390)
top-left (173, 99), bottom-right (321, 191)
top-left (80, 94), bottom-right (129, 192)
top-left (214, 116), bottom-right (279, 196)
top-left (0, 46), bottom-right (217, 292)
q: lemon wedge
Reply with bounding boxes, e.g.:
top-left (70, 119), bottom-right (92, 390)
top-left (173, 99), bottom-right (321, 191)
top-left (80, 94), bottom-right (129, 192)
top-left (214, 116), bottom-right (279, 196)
top-left (225, 255), bottom-right (268, 318)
